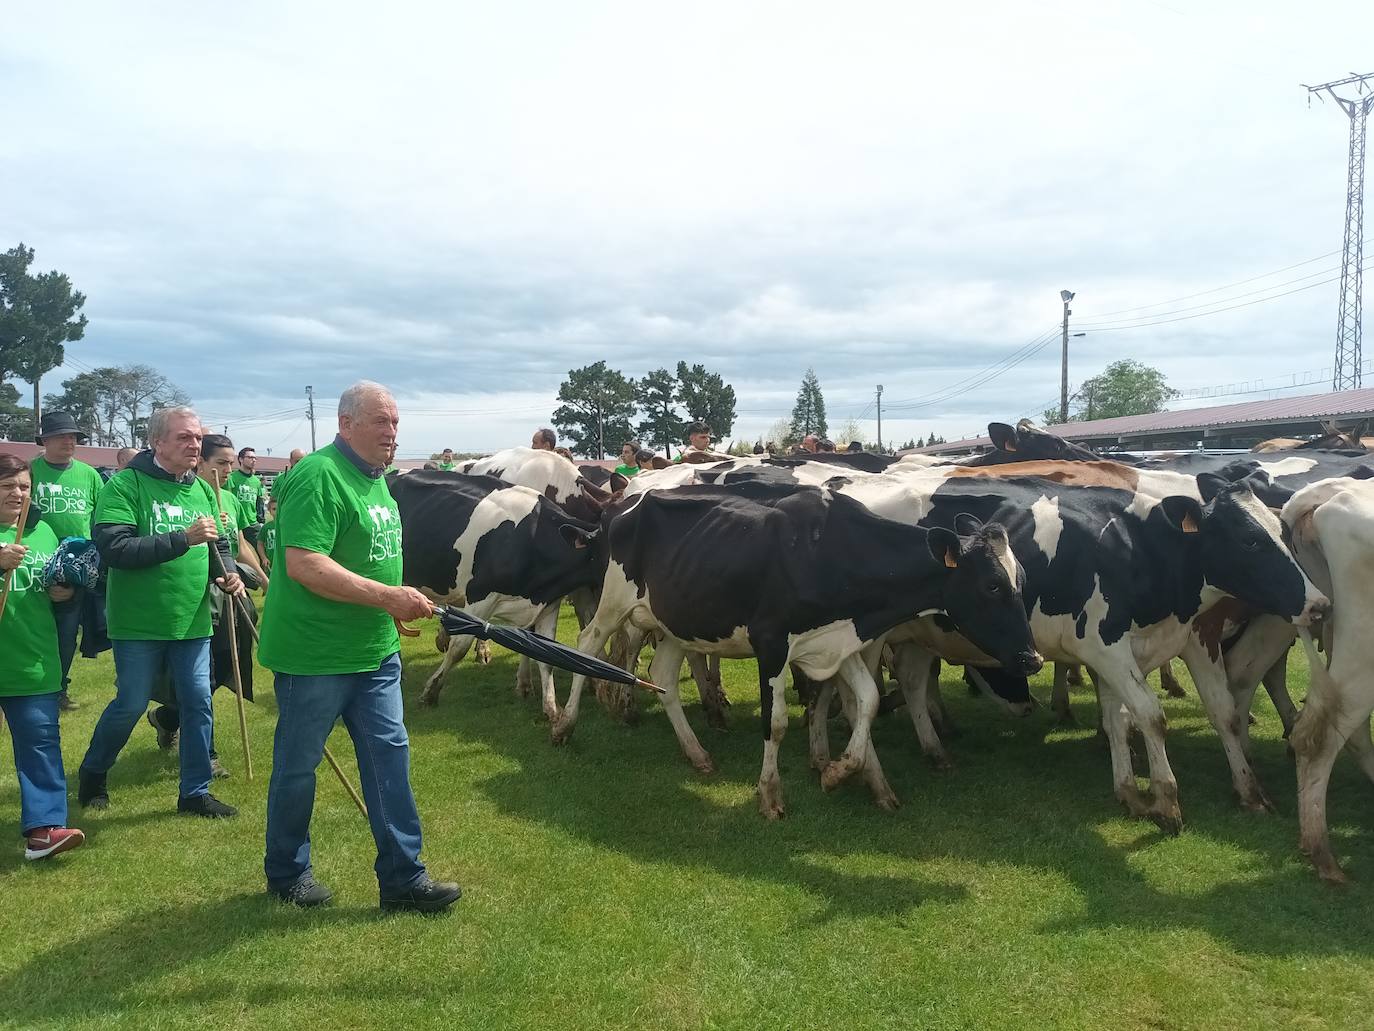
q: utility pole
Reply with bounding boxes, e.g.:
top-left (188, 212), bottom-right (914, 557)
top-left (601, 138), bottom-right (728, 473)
top-left (1305, 73), bottom-right (1374, 390)
top-left (1059, 290), bottom-right (1075, 423)
top-left (306, 385), bottom-right (317, 451)
top-left (876, 384), bottom-right (883, 451)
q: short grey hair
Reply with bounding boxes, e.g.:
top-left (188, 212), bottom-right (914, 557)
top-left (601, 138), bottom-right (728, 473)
top-left (147, 406), bottom-right (199, 444)
top-left (338, 381), bottom-right (394, 420)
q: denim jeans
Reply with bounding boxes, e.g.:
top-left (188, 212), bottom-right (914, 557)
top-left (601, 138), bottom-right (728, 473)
top-left (264, 652), bottom-right (426, 894)
top-left (51, 590), bottom-right (83, 690)
top-left (81, 638), bottom-right (213, 800)
top-left (1, 692), bottom-right (68, 834)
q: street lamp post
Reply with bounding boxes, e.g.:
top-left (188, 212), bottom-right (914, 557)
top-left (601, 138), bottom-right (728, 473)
top-left (1059, 290), bottom-right (1075, 424)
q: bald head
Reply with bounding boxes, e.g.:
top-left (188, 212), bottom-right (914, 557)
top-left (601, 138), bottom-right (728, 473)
top-left (288, 448), bottom-right (305, 467)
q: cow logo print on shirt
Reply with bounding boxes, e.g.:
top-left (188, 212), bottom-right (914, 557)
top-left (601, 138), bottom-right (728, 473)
top-left (35, 482), bottom-right (91, 516)
top-left (366, 503), bottom-right (402, 562)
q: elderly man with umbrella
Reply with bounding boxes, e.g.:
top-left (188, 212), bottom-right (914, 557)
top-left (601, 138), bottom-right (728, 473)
top-left (258, 381), bottom-right (461, 912)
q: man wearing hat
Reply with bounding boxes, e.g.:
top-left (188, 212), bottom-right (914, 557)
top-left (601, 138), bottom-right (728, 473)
top-left (31, 412), bottom-right (105, 711)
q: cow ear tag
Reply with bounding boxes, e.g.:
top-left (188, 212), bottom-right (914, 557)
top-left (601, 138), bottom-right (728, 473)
top-left (1003, 439), bottom-right (1017, 452)
top-left (943, 547), bottom-right (959, 569)
top-left (1181, 511), bottom-right (1199, 533)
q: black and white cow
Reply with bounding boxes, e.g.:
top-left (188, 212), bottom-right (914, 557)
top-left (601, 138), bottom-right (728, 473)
top-left (829, 466), bottom-right (1327, 831)
top-left (388, 471), bottom-right (603, 715)
top-left (556, 481), bottom-right (1042, 818)
top-left (458, 447), bottom-right (626, 523)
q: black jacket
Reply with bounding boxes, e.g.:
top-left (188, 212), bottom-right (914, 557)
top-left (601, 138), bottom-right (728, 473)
top-left (94, 450), bottom-right (233, 579)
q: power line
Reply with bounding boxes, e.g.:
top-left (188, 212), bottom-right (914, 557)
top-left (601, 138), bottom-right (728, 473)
top-left (1083, 252), bottom-right (1340, 318)
top-left (1076, 262), bottom-right (1340, 326)
top-left (1073, 261), bottom-right (1374, 333)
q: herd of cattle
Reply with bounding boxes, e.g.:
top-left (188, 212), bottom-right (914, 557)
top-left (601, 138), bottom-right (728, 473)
top-left (384, 421), bottom-right (1374, 883)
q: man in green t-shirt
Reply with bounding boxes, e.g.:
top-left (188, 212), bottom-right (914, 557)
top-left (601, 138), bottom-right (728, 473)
top-left (30, 411), bottom-right (106, 712)
top-left (436, 447), bottom-right (457, 471)
top-left (260, 380), bottom-right (459, 913)
top-left (226, 446), bottom-right (267, 523)
top-left (78, 406), bottom-right (244, 819)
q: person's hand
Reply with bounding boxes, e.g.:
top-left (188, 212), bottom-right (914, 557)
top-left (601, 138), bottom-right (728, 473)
top-left (0, 542), bottom-right (26, 572)
top-left (47, 585), bottom-right (75, 603)
top-left (258, 575), bottom-right (269, 593)
top-left (216, 571), bottom-right (247, 599)
top-left (185, 517), bottom-right (220, 546)
top-left (385, 585), bottom-right (434, 622)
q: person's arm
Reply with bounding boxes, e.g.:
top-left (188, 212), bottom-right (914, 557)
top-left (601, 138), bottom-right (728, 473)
top-left (284, 547), bottom-right (432, 621)
top-left (255, 534), bottom-right (270, 573)
top-left (235, 530), bottom-right (268, 586)
top-left (96, 517), bottom-right (218, 570)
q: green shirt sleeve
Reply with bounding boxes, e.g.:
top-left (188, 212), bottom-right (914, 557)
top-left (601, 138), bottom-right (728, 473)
top-left (276, 463), bottom-right (345, 556)
top-left (93, 470), bottom-right (137, 526)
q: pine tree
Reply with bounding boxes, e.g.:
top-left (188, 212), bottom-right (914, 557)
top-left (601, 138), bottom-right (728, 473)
top-left (788, 368), bottom-right (828, 442)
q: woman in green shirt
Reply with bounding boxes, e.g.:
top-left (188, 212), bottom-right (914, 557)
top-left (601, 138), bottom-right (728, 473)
top-left (0, 454), bottom-right (85, 860)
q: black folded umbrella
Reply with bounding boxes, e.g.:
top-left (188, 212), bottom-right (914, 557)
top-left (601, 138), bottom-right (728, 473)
top-left (434, 605), bottom-right (662, 693)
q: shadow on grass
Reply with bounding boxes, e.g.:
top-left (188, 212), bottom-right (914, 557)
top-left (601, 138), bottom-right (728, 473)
top-left (403, 647), bottom-right (1374, 959)
top-left (0, 895), bottom-right (388, 1027)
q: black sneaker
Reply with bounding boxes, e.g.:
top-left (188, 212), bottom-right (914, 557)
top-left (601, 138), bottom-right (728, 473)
top-left (380, 875), bottom-right (462, 914)
top-left (59, 690), bottom-right (80, 712)
top-left (270, 876), bottom-right (334, 908)
top-left (78, 770), bottom-right (109, 810)
top-left (177, 793), bottom-right (238, 819)
top-left (146, 709), bottom-right (176, 750)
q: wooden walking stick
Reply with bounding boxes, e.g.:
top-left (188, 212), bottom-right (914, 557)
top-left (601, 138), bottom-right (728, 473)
top-left (0, 491), bottom-right (33, 625)
top-left (211, 471), bottom-right (253, 781)
top-left (227, 578), bottom-right (369, 818)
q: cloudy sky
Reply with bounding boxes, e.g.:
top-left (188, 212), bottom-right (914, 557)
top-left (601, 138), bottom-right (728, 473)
top-left (5, 1), bottom-right (1372, 455)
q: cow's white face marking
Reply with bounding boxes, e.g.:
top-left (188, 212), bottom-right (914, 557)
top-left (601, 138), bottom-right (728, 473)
top-left (1030, 495), bottom-right (1062, 558)
top-left (1257, 456), bottom-right (1318, 477)
top-left (989, 531), bottom-right (1019, 585)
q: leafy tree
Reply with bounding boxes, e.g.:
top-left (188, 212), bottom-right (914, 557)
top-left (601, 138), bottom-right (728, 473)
top-left (834, 418), bottom-right (866, 447)
top-left (635, 368), bottom-right (685, 457)
top-left (1041, 359), bottom-right (1178, 424)
top-left (0, 383), bottom-right (34, 440)
top-left (552, 361), bottom-right (637, 459)
top-left (43, 370), bottom-right (106, 440)
top-left (764, 418), bottom-right (793, 451)
top-left (0, 243), bottom-right (88, 435)
top-left (675, 362), bottom-right (736, 441)
top-left (788, 368), bottom-right (828, 442)
top-left (117, 364), bottom-right (189, 446)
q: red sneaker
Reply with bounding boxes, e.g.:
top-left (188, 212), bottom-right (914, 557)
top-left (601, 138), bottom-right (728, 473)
top-left (24, 826), bottom-right (85, 861)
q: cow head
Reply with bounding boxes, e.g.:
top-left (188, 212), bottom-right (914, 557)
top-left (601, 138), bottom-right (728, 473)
top-left (1182, 480), bottom-right (1330, 626)
top-left (929, 518), bottom-right (1043, 676)
top-left (964, 666), bottom-right (1034, 717)
top-left (972, 421), bottom-right (1101, 466)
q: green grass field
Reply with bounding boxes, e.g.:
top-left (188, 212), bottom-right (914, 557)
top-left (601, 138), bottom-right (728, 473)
top-left (3, 605), bottom-right (1374, 1030)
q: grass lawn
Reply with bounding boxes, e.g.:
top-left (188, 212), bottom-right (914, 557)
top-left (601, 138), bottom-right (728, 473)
top-left (3, 604), bottom-right (1374, 1030)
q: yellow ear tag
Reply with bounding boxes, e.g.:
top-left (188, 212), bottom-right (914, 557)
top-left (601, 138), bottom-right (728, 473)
top-left (944, 548), bottom-right (959, 569)
top-left (1004, 439), bottom-right (1018, 452)
top-left (1182, 511), bottom-right (1199, 533)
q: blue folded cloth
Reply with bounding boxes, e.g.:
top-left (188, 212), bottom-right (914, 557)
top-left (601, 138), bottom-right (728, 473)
top-left (41, 536), bottom-right (103, 591)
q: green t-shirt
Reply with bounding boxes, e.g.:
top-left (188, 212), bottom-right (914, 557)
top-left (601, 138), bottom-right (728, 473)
top-left (0, 521), bottom-right (62, 696)
top-left (29, 456), bottom-right (104, 540)
top-left (259, 519), bottom-right (277, 569)
top-left (258, 444), bottom-right (402, 675)
top-left (613, 464), bottom-right (639, 478)
top-left (95, 468), bottom-right (218, 641)
top-left (437, 460), bottom-right (456, 471)
top-left (226, 469), bottom-right (265, 518)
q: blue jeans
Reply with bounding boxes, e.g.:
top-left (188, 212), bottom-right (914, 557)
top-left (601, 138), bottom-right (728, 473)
top-left (264, 653), bottom-right (426, 894)
top-left (1, 692), bottom-right (68, 834)
top-left (52, 591), bottom-right (83, 690)
top-left (81, 638), bottom-right (213, 800)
